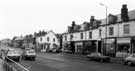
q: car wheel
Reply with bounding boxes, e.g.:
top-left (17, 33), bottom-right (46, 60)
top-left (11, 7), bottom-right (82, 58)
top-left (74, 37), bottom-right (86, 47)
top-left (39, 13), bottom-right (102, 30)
top-left (33, 58), bottom-right (36, 61)
top-left (23, 57), bottom-right (26, 60)
top-left (17, 58), bottom-right (21, 62)
top-left (127, 61), bottom-right (132, 66)
top-left (100, 59), bottom-right (103, 62)
top-left (124, 61), bottom-right (127, 65)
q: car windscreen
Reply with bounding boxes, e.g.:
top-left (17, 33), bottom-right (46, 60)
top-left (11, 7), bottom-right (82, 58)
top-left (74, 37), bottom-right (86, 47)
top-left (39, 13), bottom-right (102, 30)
top-left (132, 54), bottom-right (135, 58)
top-left (8, 50), bottom-right (18, 54)
top-left (27, 50), bottom-right (35, 53)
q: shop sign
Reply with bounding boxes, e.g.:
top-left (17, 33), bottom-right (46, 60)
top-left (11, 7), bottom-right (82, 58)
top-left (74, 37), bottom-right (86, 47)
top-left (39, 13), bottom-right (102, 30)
top-left (117, 38), bottom-right (130, 43)
top-left (104, 39), bottom-right (115, 43)
top-left (74, 42), bottom-right (83, 45)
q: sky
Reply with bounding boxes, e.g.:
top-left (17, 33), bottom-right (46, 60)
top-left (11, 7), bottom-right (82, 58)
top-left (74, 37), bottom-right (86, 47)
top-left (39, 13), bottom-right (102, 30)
top-left (0, 0), bottom-right (134, 40)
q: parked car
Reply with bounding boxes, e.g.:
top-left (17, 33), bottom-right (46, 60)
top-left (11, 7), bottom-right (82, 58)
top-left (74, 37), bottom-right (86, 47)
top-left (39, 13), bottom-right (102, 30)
top-left (87, 52), bottom-right (111, 62)
top-left (52, 48), bottom-right (62, 53)
top-left (24, 48), bottom-right (31, 51)
top-left (5, 49), bottom-right (21, 62)
top-left (123, 54), bottom-right (135, 66)
top-left (22, 49), bottom-right (36, 60)
top-left (63, 49), bottom-right (73, 54)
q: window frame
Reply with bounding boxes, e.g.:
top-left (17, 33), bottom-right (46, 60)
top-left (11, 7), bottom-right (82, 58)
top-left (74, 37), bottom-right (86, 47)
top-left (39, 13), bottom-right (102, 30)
top-left (80, 33), bottom-right (83, 39)
top-left (89, 32), bottom-right (92, 39)
top-left (123, 24), bottom-right (130, 34)
top-left (109, 27), bottom-right (114, 36)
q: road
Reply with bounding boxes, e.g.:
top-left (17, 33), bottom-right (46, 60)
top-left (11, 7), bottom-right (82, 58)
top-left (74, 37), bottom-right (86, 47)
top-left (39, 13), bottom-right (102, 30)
top-left (1, 45), bottom-right (135, 71)
top-left (19, 53), bottom-right (135, 71)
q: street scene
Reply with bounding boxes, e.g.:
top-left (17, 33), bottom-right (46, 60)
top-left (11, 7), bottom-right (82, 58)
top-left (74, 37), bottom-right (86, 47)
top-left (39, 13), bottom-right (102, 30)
top-left (0, 45), bottom-right (135, 71)
top-left (0, 0), bottom-right (135, 71)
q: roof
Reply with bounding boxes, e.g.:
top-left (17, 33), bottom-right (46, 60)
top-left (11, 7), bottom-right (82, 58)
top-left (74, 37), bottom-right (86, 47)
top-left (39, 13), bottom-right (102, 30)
top-left (36, 30), bottom-right (57, 38)
top-left (63, 9), bottom-right (135, 34)
top-left (14, 37), bottom-right (25, 41)
top-left (100, 9), bottom-right (135, 25)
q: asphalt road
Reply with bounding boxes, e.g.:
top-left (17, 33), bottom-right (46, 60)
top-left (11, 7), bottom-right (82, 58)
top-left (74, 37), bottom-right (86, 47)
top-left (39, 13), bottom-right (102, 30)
top-left (1, 45), bottom-right (135, 71)
top-left (17, 53), bottom-right (135, 71)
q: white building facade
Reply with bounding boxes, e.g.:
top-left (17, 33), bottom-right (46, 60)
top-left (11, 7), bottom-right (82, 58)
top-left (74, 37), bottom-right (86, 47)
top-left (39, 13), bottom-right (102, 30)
top-left (36, 31), bottom-right (59, 52)
top-left (62, 4), bottom-right (135, 57)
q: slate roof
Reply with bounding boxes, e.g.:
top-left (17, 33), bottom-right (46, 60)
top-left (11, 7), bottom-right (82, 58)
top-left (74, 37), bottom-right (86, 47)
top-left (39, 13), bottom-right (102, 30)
top-left (100, 9), bottom-right (135, 25)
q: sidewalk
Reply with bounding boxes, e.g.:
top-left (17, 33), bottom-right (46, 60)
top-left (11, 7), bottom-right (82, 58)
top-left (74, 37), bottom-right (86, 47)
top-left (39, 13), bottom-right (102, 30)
top-left (0, 59), bottom-right (5, 71)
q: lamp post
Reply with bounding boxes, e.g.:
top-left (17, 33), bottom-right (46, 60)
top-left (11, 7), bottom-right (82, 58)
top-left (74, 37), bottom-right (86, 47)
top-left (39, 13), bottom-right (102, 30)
top-left (100, 3), bottom-right (108, 54)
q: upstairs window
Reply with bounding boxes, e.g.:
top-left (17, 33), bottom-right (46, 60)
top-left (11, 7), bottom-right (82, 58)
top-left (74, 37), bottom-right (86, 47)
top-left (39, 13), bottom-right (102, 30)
top-left (123, 24), bottom-right (130, 34)
top-left (40, 37), bottom-right (42, 41)
top-left (47, 37), bottom-right (49, 41)
top-left (99, 29), bottom-right (102, 36)
top-left (80, 33), bottom-right (83, 39)
top-left (89, 32), bottom-right (92, 39)
top-left (53, 38), bottom-right (55, 42)
top-left (65, 35), bottom-right (67, 41)
top-left (70, 34), bottom-right (73, 40)
top-left (109, 27), bottom-right (114, 35)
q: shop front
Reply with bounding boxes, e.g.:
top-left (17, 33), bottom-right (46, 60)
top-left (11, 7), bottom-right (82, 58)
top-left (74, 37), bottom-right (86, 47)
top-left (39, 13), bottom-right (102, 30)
top-left (83, 40), bottom-right (97, 54)
top-left (40, 43), bottom-right (50, 52)
top-left (74, 42), bottom-right (83, 53)
top-left (116, 38), bottom-right (131, 58)
top-left (62, 42), bottom-right (72, 51)
top-left (102, 38), bottom-right (116, 57)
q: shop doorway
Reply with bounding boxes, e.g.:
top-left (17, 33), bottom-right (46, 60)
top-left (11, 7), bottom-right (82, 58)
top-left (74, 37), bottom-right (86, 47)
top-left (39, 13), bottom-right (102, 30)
top-left (98, 41), bottom-right (101, 53)
top-left (71, 42), bottom-right (75, 52)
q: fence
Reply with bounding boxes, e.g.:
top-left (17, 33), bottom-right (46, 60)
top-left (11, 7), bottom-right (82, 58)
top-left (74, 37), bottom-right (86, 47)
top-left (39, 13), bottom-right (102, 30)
top-left (0, 50), bottom-right (29, 71)
top-left (4, 57), bottom-right (30, 71)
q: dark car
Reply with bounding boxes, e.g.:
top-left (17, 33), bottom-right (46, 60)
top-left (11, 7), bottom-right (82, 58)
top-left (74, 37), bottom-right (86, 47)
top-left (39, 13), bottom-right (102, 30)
top-left (87, 52), bottom-right (111, 62)
top-left (5, 49), bottom-right (21, 62)
top-left (123, 54), bottom-right (135, 66)
top-left (52, 48), bottom-right (62, 53)
top-left (22, 49), bottom-right (36, 60)
top-left (63, 49), bottom-right (73, 54)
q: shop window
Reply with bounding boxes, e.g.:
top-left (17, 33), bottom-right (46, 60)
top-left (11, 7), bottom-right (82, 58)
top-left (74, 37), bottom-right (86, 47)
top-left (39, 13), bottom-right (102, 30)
top-left (80, 33), bottom-right (83, 39)
top-left (89, 32), bottom-right (92, 39)
top-left (123, 24), bottom-right (130, 34)
top-left (109, 27), bottom-right (114, 35)
top-left (117, 43), bottom-right (130, 53)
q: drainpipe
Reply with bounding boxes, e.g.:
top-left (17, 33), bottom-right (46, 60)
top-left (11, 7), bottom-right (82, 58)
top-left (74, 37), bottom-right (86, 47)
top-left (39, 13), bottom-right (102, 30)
top-left (96, 40), bottom-right (98, 53)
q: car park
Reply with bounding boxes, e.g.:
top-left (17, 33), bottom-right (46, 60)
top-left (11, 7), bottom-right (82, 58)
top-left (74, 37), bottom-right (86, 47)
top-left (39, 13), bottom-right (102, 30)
top-left (123, 54), bottom-right (135, 66)
top-left (22, 49), bottom-right (36, 60)
top-left (87, 52), bottom-right (111, 62)
top-left (5, 49), bottom-right (21, 62)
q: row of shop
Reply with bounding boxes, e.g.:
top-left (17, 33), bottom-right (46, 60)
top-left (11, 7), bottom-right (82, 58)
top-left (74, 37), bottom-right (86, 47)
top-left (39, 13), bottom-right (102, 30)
top-left (63, 37), bottom-right (135, 57)
top-left (63, 40), bottom-right (101, 54)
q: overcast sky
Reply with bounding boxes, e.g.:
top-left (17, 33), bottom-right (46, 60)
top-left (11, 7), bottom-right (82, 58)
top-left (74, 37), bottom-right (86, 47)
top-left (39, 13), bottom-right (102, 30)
top-left (0, 0), bottom-right (134, 40)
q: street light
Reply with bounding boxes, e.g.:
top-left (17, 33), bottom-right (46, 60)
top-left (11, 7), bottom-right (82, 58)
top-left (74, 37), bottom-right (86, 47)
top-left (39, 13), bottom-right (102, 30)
top-left (100, 3), bottom-right (108, 54)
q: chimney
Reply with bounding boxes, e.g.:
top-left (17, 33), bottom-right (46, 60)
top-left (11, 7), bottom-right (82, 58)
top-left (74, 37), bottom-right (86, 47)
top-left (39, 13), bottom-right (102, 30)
top-left (90, 16), bottom-right (95, 22)
top-left (72, 21), bottom-right (76, 27)
top-left (121, 4), bottom-right (129, 22)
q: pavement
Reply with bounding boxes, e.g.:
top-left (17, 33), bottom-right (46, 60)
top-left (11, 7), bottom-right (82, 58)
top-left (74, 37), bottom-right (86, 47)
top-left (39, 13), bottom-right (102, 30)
top-left (0, 59), bottom-right (5, 71)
